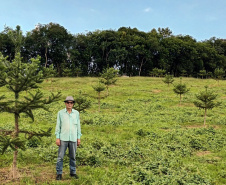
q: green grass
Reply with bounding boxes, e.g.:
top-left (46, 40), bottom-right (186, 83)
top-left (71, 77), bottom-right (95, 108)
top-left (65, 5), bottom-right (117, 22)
top-left (0, 77), bottom-right (226, 184)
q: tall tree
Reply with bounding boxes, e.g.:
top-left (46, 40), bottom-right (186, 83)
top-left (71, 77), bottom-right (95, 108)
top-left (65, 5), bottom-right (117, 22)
top-left (0, 52), bottom-right (61, 178)
top-left (24, 23), bottom-right (72, 75)
top-left (7, 25), bottom-right (23, 54)
top-left (0, 28), bottom-right (15, 60)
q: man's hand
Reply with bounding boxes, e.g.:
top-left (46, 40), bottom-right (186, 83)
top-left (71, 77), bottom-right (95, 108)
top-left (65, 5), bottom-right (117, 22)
top-left (56, 139), bottom-right (61, 146)
top-left (77, 139), bottom-right (81, 146)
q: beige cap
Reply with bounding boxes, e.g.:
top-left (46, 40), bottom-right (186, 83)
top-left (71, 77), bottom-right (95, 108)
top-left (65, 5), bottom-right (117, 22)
top-left (64, 96), bottom-right (75, 103)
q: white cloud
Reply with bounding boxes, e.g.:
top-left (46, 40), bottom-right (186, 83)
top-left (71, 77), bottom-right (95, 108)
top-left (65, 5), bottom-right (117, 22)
top-left (144, 7), bottom-right (152, 13)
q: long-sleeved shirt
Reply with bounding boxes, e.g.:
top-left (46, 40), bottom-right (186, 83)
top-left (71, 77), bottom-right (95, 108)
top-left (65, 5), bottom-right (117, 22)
top-left (55, 108), bottom-right (82, 142)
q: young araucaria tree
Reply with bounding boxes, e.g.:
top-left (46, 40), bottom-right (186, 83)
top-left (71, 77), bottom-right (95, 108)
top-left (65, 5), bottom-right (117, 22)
top-left (92, 82), bottom-right (105, 112)
top-left (74, 91), bottom-right (91, 113)
top-left (214, 68), bottom-right (225, 86)
top-left (173, 78), bottom-right (190, 106)
top-left (99, 67), bottom-right (118, 96)
top-left (194, 86), bottom-right (221, 126)
top-left (162, 73), bottom-right (174, 87)
top-left (0, 53), bottom-right (61, 178)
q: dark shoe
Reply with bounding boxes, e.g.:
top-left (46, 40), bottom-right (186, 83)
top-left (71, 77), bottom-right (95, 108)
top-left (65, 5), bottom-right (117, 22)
top-left (56, 174), bottom-right (62, 180)
top-left (70, 174), bottom-right (79, 179)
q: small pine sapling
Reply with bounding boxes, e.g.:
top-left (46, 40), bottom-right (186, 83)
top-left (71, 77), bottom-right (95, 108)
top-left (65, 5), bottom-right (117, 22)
top-left (162, 73), bottom-right (174, 87)
top-left (75, 67), bottom-right (82, 77)
top-left (74, 91), bottom-right (91, 113)
top-left (194, 86), bottom-right (221, 126)
top-left (99, 67), bottom-right (118, 96)
top-left (173, 78), bottom-right (190, 106)
top-left (198, 70), bottom-right (206, 79)
top-left (214, 68), bottom-right (225, 86)
top-left (92, 82), bottom-right (105, 112)
top-left (42, 64), bottom-right (57, 79)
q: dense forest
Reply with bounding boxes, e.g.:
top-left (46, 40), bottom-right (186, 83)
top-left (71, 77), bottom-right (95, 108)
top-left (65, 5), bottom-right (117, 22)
top-left (0, 22), bottom-right (226, 77)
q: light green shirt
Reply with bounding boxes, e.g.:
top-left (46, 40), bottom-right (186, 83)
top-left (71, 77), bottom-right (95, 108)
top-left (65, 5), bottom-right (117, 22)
top-left (55, 108), bottom-right (82, 142)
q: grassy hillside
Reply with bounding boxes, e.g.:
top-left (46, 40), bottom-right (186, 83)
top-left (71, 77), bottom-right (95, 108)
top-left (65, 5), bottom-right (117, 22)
top-left (0, 77), bottom-right (226, 184)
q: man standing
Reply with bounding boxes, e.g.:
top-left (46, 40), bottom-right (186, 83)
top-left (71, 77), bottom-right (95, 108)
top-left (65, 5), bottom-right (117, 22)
top-left (55, 96), bottom-right (82, 180)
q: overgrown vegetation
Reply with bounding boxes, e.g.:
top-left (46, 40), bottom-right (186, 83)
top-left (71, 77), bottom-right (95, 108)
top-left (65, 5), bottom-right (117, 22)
top-left (0, 77), bottom-right (226, 184)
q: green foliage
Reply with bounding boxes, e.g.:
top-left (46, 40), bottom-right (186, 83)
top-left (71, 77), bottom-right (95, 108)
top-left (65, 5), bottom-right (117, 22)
top-left (0, 77), bottom-right (225, 184)
top-left (62, 68), bottom-right (73, 77)
top-left (26, 136), bottom-right (41, 148)
top-left (194, 86), bottom-right (221, 110)
top-left (92, 82), bottom-right (106, 93)
top-left (100, 67), bottom-right (118, 95)
top-left (173, 78), bottom-right (190, 105)
top-left (92, 82), bottom-right (106, 112)
top-left (42, 64), bottom-right (56, 78)
top-left (0, 135), bottom-right (26, 154)
top-left (162, 73), bottom-right (174, 86)
top-left (173, 80), bottom-right (190, 95)
top-left (0, 53), bottom-right (43, 90)
top-left (1, 24), bottom-right (226, 77)
top-left (0, 51), bottom-right (61, 177)
top-left (214, 68), bottom-right (225, 83)
top-left (100, 68), bottom-right (118, 85)
top-left (194, 86), bottom-right (221, 125)
top-left (135, 129), bottom-right (150, 137)
top-left (150, 68), bottom-right (166, 77)
top-left (75, 67), bottom-right (82, 77)
top-left (74, 91), bottom-right (91, 113)
top-left (7, 25), bottom-right (23, 54)
top-left (198, 69), bottom-right (206, 79)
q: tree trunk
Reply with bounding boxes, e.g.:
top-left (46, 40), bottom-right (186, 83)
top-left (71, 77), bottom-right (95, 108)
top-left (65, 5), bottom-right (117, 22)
top-left (12, 150), bottom-right (18, 178)
top-left (106, 52), bottom-right (109, 67)
top-left (138, 58), bottom-right (144, 76)
top-left (107, 86), bottom-right (109, 96)
top-left (13, 94), bottom-right (19, 178)
top-left (179, 94), bottom-right (182, 106)
top-left (45, 47), bottom-right (48, 68)
top-left (204, 108), bottom-right (207, 126)
top-left (98, 92), bottom-right (100, 112)
top-left (12, 92), bottom-right (19, 178)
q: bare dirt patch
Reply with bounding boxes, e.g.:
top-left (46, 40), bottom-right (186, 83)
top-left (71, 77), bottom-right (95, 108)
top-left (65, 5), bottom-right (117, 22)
top-left (196, 151), bottom-right (211, 156)
top-left (185, 125), bottom-right (220, 129)
top-left (185, 125), bottom-right (205, 129)
top-left (152, 89), bottom-right (161, 93)
top-left (195, 151), bottom-right (222, 161)
top-left (0, 165), bottom-right (58, 185)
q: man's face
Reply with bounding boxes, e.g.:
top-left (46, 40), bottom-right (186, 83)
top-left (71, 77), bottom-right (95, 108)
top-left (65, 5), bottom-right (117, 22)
top-left (65, 101), bottom-right (74, 109)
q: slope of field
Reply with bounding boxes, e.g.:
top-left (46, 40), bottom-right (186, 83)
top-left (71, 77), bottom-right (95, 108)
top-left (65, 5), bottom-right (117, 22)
top-left (0, 77), bottom-right (226, 185)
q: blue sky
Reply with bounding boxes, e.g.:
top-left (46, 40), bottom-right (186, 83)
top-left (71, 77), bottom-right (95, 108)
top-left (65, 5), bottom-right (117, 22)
top-left (0, 0), bottom-right (225, 41)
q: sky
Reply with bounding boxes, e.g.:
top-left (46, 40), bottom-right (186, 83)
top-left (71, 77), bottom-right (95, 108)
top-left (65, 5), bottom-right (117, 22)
top-left (0, 0), bottom-right (226, 41)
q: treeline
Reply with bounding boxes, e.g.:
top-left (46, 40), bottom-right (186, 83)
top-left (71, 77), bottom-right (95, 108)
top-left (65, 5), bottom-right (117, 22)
top-left (0, 23), bottom-right (226, 77)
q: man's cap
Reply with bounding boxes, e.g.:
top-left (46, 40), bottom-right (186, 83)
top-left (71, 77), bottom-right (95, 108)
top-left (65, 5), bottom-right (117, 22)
top-left (64, 96), bottom-right (75, 103)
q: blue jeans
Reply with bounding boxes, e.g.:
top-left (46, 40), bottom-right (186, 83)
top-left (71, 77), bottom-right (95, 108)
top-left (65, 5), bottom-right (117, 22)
top-left (56, 140), bottom-right (77, 175)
